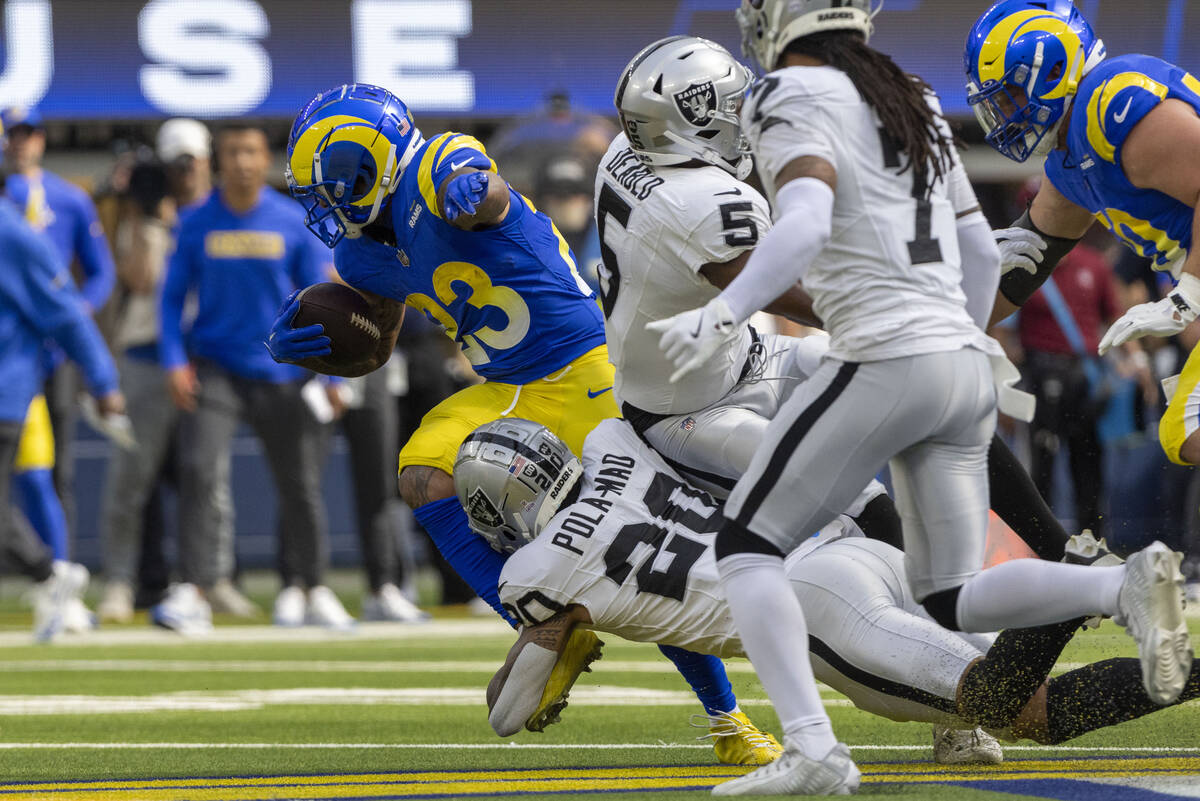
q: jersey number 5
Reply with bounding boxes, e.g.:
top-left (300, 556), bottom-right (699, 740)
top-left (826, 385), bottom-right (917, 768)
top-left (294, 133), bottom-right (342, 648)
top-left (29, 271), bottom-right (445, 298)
top-left (596, 183), bottom-right (631, 318)
top-left (603, 472), bottom-right (719, 602)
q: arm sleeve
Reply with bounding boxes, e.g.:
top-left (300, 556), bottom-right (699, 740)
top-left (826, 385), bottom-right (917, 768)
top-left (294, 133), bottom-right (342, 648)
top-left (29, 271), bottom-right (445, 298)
top-left (158, 230), bottom-right (194, 370)
top-left (957, 210), bottom-right (1003, 330)
top-left (72, 194), bottom-right (117, 310)
top-left (11, 229), bottom-right (117, 395)
top-left (719, 177), bottom-right (835, 323)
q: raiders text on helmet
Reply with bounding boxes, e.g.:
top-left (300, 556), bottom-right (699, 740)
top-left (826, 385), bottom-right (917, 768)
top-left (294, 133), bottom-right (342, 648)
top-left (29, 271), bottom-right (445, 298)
top-left (453, 419), bottom-right (582, 555)
top-left (737, 0), bottom-right (882, 74)
top-left (615, 36), bottom-right (755, 179)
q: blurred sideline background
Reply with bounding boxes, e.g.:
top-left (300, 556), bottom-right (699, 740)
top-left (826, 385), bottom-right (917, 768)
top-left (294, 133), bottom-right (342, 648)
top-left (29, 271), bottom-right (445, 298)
top-left (4, 0), bottom-right (1199, 601)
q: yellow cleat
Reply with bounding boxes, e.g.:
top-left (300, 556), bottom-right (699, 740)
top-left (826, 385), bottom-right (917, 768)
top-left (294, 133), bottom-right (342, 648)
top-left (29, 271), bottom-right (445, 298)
top-left (524, 628), bottom-right (604, 732)
top-left (693, 710), bottom-right (783, 766)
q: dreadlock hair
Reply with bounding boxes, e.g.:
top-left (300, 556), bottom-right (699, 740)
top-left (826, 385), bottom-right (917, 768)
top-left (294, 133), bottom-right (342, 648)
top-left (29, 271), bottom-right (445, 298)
top-left (782, 30), bottom-right (958, 194)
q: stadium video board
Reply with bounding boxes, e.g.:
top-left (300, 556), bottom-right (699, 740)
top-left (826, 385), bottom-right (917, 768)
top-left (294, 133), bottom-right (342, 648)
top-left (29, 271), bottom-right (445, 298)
top-left (0, 0), bottom-right (1193, 119)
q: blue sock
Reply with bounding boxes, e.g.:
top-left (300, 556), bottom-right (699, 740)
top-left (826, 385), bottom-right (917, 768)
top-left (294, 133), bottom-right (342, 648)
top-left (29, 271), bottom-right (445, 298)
top-left (659, 644), bottom-right (736, 715)
top-left (413, 496), bottom-right (517, 628)
top-left (14, 469), bottom-right (69, 561)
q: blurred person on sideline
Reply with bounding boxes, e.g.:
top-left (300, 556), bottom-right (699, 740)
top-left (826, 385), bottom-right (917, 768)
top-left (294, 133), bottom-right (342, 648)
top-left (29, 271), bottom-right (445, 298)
top-left (0, 143), bottom-right (125, 641)
top-left (487, 90), bottom-right (617, 197)
top-left (532, 151), bottom-right (602, 292)
top-left (156, 123), bottom-right (348, 634)
top-left (97, 120), bottom-right (255, 623)
top-left (1, 107), bottom-right (117, 557)
top-left (326, 353), bottom-right (428, 622)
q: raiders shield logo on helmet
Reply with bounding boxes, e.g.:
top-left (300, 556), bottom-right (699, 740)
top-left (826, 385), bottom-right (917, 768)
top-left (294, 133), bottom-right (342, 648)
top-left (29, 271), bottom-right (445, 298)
top-left (674, 81), bottom-right (716, 126)
top-left (466, 487), bottom-right (504, 529)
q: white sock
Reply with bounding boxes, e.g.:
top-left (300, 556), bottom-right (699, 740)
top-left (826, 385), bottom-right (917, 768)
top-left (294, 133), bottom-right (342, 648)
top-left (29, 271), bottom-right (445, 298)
top-left (718, 551), bottom-right (837, 759)
top-left (957, 559), bottom-right (1124, 632)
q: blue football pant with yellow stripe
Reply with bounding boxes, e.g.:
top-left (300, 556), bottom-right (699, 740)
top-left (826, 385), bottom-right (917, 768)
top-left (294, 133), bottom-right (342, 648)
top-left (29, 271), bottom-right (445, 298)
top-left (12, 395), bottom-right (69, 561)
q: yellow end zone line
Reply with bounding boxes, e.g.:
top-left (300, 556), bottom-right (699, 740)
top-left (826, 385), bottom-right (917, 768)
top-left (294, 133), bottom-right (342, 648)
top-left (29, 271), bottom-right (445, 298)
top-left (3, 758), bottom-right (1198, 801)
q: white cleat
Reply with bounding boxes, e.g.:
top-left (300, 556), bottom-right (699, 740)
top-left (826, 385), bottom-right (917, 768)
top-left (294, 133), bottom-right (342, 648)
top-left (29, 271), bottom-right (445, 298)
top-left (273, 586), bottom-right (306, 627)
top-left (711, 743), bottom-right (860, 796)
top-left (97, 581), bottom-right (134, 624)
top-left (149, 583), bottom-right (213, 636)
top-left (932, 725), bottom-right (1003, 765)
top-left (62, 597), bottom-right (98, 633)
top-left (1117, 541), bottom-right (1193, 705)
top-left (208, 579), bottom-right (261, 619)
top-left (362, 583), bottom-right (430, 623)
top-left (305, 585), bottom-right (356, 630)
top-left (32, 562), bottom-right (89, 643)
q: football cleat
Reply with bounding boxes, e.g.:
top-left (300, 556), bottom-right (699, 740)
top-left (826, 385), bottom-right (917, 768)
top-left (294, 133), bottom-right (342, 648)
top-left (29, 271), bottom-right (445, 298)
top-left (149, 583), bottom-right (213, 636)
top-left (711, 742), bottom-right (860, 796)
top-left (208, 579), bottom-right (261, 619)
top-left (692, 710), bottom-right (783, 766)
top-left (272, 586), bottom-right (306, 627)
top-left (362, 583), bottom-right (431, 623)
top-left (932, 725), bottom-right (1004, 765)
top-left (97, 581), bottom-right (134, 624)
top-left (1116, 541), bottom-right (1193, 704)
top-left (32, 561), bottom-right (88, 643)
top-left (525, 628), bottom-right (604, 732)
top-left (305, 586), bottom-right (356, 630)
top-left (1063, 530), bottom-right (1124, 629)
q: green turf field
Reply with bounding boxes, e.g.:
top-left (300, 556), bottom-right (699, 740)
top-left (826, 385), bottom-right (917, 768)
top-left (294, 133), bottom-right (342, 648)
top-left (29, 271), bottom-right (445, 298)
top-left (0, 585), bottom-right (1196, 801)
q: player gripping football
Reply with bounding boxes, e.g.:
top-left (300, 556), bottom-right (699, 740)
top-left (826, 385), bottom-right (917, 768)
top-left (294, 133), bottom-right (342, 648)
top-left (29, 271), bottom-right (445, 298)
top-left (264, 84), bottom-right (777, 764)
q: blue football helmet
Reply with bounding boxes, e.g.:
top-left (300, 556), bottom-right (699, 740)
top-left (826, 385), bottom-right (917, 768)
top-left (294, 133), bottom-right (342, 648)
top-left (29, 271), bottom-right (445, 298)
top-left (285, 84), bottom-right (425, 247)
top-left (965, 0), bottom-right (1105, 163)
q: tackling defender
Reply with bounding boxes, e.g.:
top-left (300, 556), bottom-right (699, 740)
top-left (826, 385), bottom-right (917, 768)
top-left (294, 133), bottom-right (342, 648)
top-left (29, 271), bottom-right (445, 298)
top-left (597, 36), bottom-right (896, 539)
top-left (460, 418), bottom-right (1200, 772)
top-left (965, 0), bottom-right (1200, 466)
top-left (650, 1), bottom-right (1192, 793)
top-left (266, 85), bottom-right (776, 763)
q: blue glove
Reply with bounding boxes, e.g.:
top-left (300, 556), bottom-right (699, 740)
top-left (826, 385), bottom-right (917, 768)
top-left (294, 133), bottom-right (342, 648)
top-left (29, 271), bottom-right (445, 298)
top-left (265, 289), bottom-right (332, 363)
top-left (443, 171), bottom-right (489, 221)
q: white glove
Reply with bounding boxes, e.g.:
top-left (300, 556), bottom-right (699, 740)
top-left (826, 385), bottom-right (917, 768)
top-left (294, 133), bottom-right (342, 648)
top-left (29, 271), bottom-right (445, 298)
top-left (645, 296), bottom-right (738, 384)
top-left (993, 226), bottom-right (1047, 276)
top-left (1099, 273), bottom-right (1200, 354)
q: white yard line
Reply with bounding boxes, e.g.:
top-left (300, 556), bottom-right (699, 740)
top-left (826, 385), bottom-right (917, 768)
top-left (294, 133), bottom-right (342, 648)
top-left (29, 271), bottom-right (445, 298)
top-left (0, 658), bottom-right (1091, 674)
top-left (0, 743), bottom-right (1192, 752)
top-left (0, 620), bottom-right (512, 648)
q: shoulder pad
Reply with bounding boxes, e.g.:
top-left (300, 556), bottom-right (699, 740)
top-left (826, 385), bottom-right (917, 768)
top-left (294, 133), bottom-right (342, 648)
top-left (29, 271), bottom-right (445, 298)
top-left (414, 132), bottom-right (497, 218)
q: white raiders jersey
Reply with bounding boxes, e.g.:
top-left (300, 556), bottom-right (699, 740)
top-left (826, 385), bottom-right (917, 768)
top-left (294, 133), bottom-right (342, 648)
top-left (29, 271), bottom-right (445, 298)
top-left (741, 66), bottom-right (996, 362)
top-left (497, 418), bottom-right (854, 658)
top-left (594, 134), bottom-right (773, 414)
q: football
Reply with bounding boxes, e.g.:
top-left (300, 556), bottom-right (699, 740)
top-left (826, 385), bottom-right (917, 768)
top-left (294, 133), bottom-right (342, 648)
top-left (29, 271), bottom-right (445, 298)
top-left (291, 282), bottom-right (381, 367)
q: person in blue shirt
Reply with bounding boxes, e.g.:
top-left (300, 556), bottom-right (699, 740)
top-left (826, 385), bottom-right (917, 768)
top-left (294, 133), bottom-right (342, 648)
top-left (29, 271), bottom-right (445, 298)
top-left (966, 1), bottom-right (1200, 469)
top-left (0, 159), bottom-right (124, 641)
top-left (267, 85), bottom-right (777, 764)
top-left (2, 106), bottom-right (117, 568)
top-left (157, 123), bottom-right (348, 634)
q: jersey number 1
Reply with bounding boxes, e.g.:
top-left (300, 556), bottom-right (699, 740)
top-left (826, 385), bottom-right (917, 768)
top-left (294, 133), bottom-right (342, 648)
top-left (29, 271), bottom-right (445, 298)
top-left (879, 127), bottom-right (943, 265)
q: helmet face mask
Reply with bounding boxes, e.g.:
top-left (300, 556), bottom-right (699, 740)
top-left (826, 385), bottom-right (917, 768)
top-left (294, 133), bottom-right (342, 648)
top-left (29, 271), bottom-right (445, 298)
top-left (285, 83), bottom-right (424, 248)
top-left (736, 0), bottom-right (879, 74)
top-left (615, 36), bottom-right (755, 179)
top-left (964, 0), bottom-right (1105, 163)
top-left (454, 419), bottom-right (583, 555)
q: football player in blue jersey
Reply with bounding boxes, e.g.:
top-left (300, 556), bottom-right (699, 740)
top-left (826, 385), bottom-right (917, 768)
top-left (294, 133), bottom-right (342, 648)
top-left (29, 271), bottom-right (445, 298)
top-left (965, 0), bottom-right (1200, 467)
top-left (266, 84), bottom-right (778, 763)
top-left (2, 107), bottom-right (117, 614)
